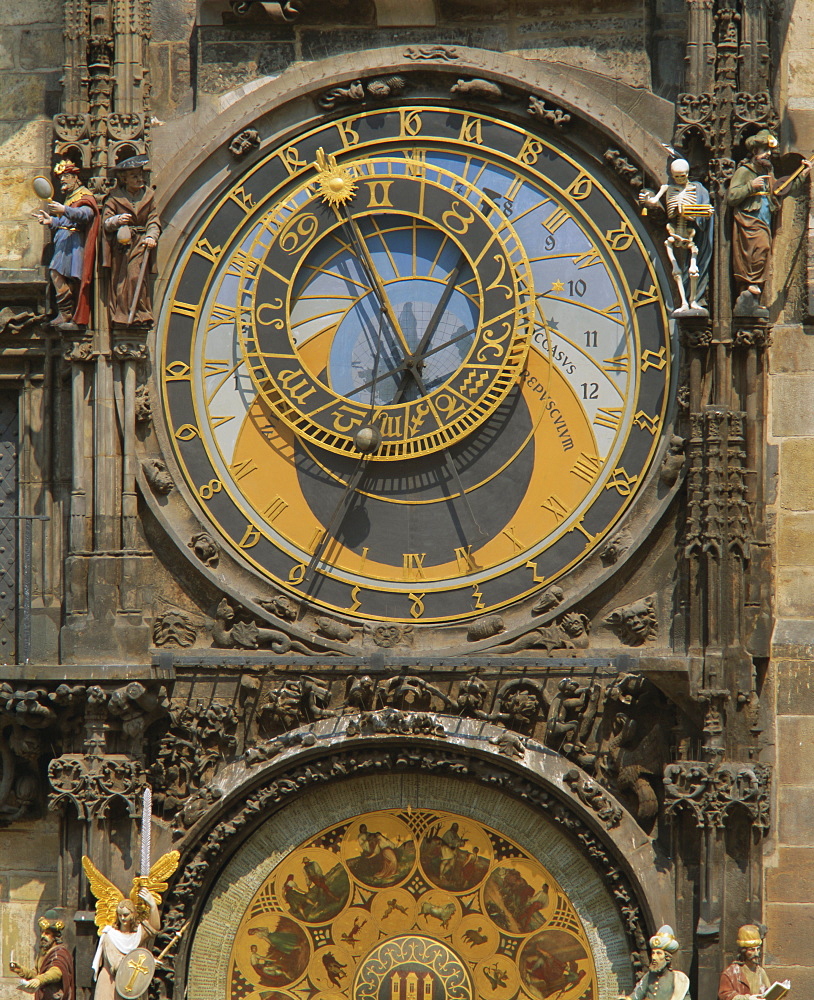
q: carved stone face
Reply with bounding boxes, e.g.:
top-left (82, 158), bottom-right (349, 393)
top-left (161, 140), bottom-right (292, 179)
top-left (59, 172), bottom-right (81, 195)
top-left (621, 601), bottom-right (655, 638)
top-left (648, 948), bottom-right (669, 972)
top-left (116, 901), bottom-right (136, 932)
top-left (741, 945), bottom-right (761, 964)
top-left (39, 930), bottom-right (57, 954)
top-left (121, 167), bottom-right (145, 194)
top-left (670, 160), bottom-right (690, 186)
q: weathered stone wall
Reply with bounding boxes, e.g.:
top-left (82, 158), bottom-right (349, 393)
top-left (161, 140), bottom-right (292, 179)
top-left (0, 1), bottom-right (63, 279)
top-left (764, 0), bottom-right (814, 987)
top-left (0, 814), bottom-right (60, 993)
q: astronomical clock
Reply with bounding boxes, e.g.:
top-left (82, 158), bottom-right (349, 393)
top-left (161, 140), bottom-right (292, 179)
top-left (154, 99), bottom-right (676, 654)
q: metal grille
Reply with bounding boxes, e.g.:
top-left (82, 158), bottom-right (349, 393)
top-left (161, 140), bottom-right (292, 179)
top-left (0, 392), bottom-right (18, 662)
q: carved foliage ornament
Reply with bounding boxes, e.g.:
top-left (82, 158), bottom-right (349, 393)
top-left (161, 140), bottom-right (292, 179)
top-left (663, 761), bottom-right (770, 831)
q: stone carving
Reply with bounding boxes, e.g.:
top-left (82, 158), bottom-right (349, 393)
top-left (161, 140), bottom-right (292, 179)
top-left (404, 46), bottom-right (460, 61)
top-left (211, 598), bottom-right (321, 654)
top-left (684, 410), bottom-right (752, 562)
top-left (488, 731), bottom-right (526, 758)
top-left (603, 595), bottom-right (658, 645)
top-left (595, 674), bottom-right (667, 830)
top-left (639, 159), bottom-right (713, 316)
top-left (102, 154), bottom-right (161, 328)
top-left (316, 617), bottom-right (355, 642)
top-left (318, 76), bottom-right (407, 109)
top-left (229, 0), bottom-right (309, 19)
top-left (150, 701), bottom-right (237, 816)
top-left (0, 726), bottom-right (45, 824)
top-left (259, 595), bottom-right (298, 621)
top-left (545, 678), bottom-right (601, 766)
top-left (490, 679), bottom-right (547, 733)
top-left (48, 754), bottom-right (145, 818)
top-left (112, 341), bottom-right (148, 361)
top-left (346, 709), bottom-right (447, 738)
top-left (142, 458), bottom-right (173, 494)
top-left (451, 78), bottom-right (503, 101)
top-left (34, 159), bottom-right (99, 331)
top-left (188, 530), bottom-right (219, 567)
top-left (258, 675), bottom-right (334, 733)
top-left (0, 307), bottom-right (47, 334)
top-left (727, 130), bottom-right (811, 318)
top-left (532, 586), bottom-right (565, 614)
top-left (603, 148), bottom-right (643, 188)
top-left (454, 676), bottom-right (490, 718)
top-left (379, 675), bottom-right (452, 713)
top-left (496, 612), bottom-right (590, 653)
top-left (152, 611), bottom-right (196, 648)
top-left (364, 623), bottom-right (413, 647)
top-left (172, 785), bottom-right (223, 838)
top-left (467, 615), bottom-right (505, 641)
top-left (660, 435), bottom-right (686, 486)
top-left (663, 760), bottom-right (770, 831)
top-left (245, 730), bottom-right (317, 766)
top-left (563, 768), bottom-right (623, 828)
top-left (228, 128), bottom-right (260, 157)
top-left (600, 530), bottom-right (632, 566)
top-left (135, 383), bottom-right (152, 423)
top-left (527, 96), bottom-right (571, 127)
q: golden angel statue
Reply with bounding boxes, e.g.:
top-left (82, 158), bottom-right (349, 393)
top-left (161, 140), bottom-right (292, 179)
top-left (82, 851), bottom-right (179, 1000)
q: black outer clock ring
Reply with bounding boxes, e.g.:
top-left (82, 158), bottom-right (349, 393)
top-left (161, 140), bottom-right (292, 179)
top-left (156, 103), bottom-right (676, 626)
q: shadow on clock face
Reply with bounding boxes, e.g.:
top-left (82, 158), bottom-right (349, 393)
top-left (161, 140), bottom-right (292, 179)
top-left (294, 387), bottom-right (534, 567)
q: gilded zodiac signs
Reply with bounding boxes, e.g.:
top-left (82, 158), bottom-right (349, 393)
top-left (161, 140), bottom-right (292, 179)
top-left (227, 809), bottom-right (597, 1000)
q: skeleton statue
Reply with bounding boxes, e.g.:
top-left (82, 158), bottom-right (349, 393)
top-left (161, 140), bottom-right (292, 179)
top-left (639, 159), bottom-right (713, 316)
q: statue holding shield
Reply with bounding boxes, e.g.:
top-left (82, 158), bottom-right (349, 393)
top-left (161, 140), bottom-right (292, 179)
top-left (82, 850), bottom-right (179, 1000)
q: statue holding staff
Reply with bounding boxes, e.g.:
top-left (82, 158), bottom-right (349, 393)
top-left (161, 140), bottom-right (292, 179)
top-left (727, 129), bottom-right (812, 318)
top-left (102, 154), bottom-right (161, 328)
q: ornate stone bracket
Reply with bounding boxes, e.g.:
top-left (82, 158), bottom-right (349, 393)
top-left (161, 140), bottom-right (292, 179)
top-left (663, 760), bottom-right (770, 831)
top-left (48, 752), bottom-right (145, 818)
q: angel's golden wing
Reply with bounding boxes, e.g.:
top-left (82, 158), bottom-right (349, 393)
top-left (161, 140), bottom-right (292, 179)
top-left (129, 850), bottom-right (181, 915)
top-left (82, 856), bottom-right (125, 935)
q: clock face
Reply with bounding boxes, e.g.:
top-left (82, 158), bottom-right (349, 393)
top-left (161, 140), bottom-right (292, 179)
top-left (159, 105), bottom-right (674, 627)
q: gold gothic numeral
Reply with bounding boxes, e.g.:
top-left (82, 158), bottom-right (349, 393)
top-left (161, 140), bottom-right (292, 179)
top-left (263, 496), bottom-right (289, 521)
top-left (594, 407), bottom-right (623, 431)
top-left (164, 361), bottom-right (190, 381)
top-left (641, 347), bottom-right (668, 371)
top-left (571, 452), bottom-right (602, 483)
top-left (403, 553), bottom-right (427, 581)
top-left (230, 459), bottom-right (257, 481)
top-left (602, 354), bottom-right (630, 375)
top-left (541, 495), bottom-right (568, 522)
top-left (541, 204), bottom-right (571, 233)
top-left (605, 467), bottom-right (639, 496)
top-left (455, 546), bottom-right (479, 573)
